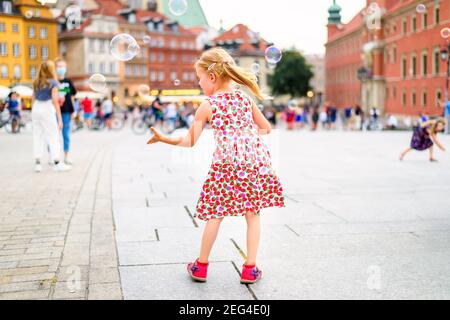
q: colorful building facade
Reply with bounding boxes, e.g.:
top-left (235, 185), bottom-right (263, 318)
top-left (0, 0), bottom-right (58, 89)
top-left (325, 0), bottom-right (450, 117)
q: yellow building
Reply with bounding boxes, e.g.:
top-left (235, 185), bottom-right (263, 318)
top-left (0, 0), bottom-right (58, 90)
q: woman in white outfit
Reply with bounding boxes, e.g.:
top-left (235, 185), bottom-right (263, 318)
top-left (32, 61), bottom-right (71, 172)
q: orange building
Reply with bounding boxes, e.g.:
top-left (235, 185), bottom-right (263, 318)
top-left (325, 0), bottom-right (450, 117)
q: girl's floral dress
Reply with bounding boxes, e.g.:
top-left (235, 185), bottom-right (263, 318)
top-left (194, 90), bottom-right (285, 221)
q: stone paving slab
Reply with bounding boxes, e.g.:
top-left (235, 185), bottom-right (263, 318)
top-left (119, 262), bottom-right (254, 300)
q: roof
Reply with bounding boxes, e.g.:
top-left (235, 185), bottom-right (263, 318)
top-left (327, 9), bottom-right (364, 43)
top-left (212, 24), bottom-right (271, 55)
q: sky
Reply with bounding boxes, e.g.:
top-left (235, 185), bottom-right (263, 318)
top-left (199, 0), bottom-right (366, 55)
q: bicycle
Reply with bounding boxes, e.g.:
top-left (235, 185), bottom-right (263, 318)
top-left (90, 112), bottom-right (126, 131)
top-left (0, 111), bottom-right (23, 134)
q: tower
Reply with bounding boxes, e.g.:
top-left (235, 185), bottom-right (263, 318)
top-left (327, 0), bottom-right (342, 25)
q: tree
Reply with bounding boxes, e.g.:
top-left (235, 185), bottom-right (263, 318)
top-left (268, 49), bottom-right (313, 98)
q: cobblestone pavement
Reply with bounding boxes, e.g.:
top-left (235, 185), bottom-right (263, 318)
top-left (1, 126), bottom-right (450, 299)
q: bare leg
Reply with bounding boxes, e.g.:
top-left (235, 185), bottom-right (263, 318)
top-left (198, 218), bottom-right (224, 264)
top-left (400, 147), bottom-right (413, 161)
top-left (245, 211), bottom-right (261, 266)
top-left (429, 146), bottom-right (436, 161)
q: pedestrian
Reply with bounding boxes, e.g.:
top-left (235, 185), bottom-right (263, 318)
top-left (164, 101), bottom-right (178, 133)
top-left (81, 96), bottom-right (93, 128)
top-left (31, 60), bottom-right (71, 172)
top-left (151, 90), bottom-right (164, 129)
top-left (4, 91), bottom-right (21, 133)
top-left (311, 105), bottom-right (319, 131)
top-left (400, 118), bottom-right (446, 162)
top-left (146, 47), bottom-right (285, 284)
top-left (101, 96), bottom-right (113, 129)
top-left (55, 58), bottom-right (77, 165)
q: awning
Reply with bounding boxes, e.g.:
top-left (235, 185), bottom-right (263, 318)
top-left (11, 85), bottom-right (33, 97)
top-left (0, 85), bottom-right (11, 99)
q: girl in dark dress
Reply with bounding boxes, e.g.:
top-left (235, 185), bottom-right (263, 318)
top-left (400, 118), bottom-right (446, 162)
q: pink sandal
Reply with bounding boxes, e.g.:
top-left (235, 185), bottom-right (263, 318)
top-left (187, 259), bottom-right (209, 282)
top-left (240, 264), bottom-right (262, 284)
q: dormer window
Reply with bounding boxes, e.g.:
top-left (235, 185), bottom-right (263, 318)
top-left (2, 1), bottom-right (12, 14)
top-left (128, 13), bottom-right (136, 24)
top-left (157, 22), bottom-right (164, 32)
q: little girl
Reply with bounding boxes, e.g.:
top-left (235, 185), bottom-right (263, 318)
top-left (147, 48), bottom-right (285, 284)
top-left (400, 118), bottom-right (446, 162)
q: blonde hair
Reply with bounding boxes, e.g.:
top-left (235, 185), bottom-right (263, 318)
top-left (195, 47), bottom-right (264, 100)
top-left (430, 118), bottom-right (447, 134)
top-left (33, 60), bottom-right (58, 91)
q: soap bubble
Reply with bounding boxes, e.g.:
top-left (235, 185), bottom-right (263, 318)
top-left (127, 43), bottom-right (141, 56)
top-left (441, 27), bottom-right (450, 39)
top-left (416, 4), bottom-right (426, 14)
top-left (265, 46), bottom-right (282, 64)
top-left (173, 79), bottom-right (181, 86)
top-left (25, 10), bottom-right (33, 19)
top-left (169, 0), bottom-right (188, 16)
top-left (88, 74), bottom-right (107, 92)
top-left (251, 63), bottom-right (260, 74)
top-left (143, 35), bottom-right (151, 45)
top-left (110, 33), bottom-right (139, 62)
top-left (138, 84), bottom-right (150, 96)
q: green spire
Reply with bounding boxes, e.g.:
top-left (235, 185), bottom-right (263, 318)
top-left (328, 0), bottom-right (342, 25)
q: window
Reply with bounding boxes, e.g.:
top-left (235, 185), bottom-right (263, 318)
top-left (13, 43), bottom-right (20, 57)
top-left (402, 90), bottom-right (406, 106)
top-left (41, 46), bottom-right (49, 60)
top-left (2, 1), bottom-right (12, 14)
top-left (99, 62), bottom-right (105, 74)
top-left (128, 13), bottom-right (136, 24)
top-left (150, 53), bottom-right (156, 62)
top-left (13, 65), bottom-right (21, 79)
top-left (411, 54), bottom-right (417, 77)
top-left (435, 6), bottom-right (440, 25)
top-left (422, 90), bottom-right (427, 107)
top-left (384, 48), bottom-right (389, 64)
top-left (412, 89), bottom-right (416, 107)
top-left (28, 26), bottom-right (35, 38)
top-left (158, 71), bottom-right (164, 81)
top-left (0, 42), bottom-right (7, 56)
top-left (421, 51), bottom-right (428, 76)
top-left (401, 56), bottom-right (407, 78)
top-left (12, 24), bottom-right (18, 33)
top-left (29, 45), bottom-right (37, 59)
top-left (412, 16), bottom-right (417, 32)
top-left (157, 23), bottom-right (164, 32)
top-left (436, 89), bottom-right (442, 107)
top-left (402, 18), bottom-right (407, 34)
top-left (433, 49), bottom-right (440, 75)
top-left (158, 53), bottom-right (164, 63)
top-left (0, 65), bottom-right (7, 78)
top-left (88, 63), bottom-right (94, 74)
top-left (182, 72), bottom-right (189, 81)
top-left (125, 65), bottom-right (132, 76)
top-left (40, 27), bottom-right (47, 39)
top-left (35, 9), bottom-right (40, 17)
top-left (150, 71), bottom-right (157, 82)
top-left (0, 23), bottom-right (5, 32)
top-left (141, 65), bottom-right (147, 76)
top-left (158, 38), bottom-right (164, 47)
top-left (393, 85), bottom-right (396, 98)
top-left (170, 71), bottom-right (177, 81)
top-left (89, 39), bottom-right (95, 52)
top-left (99, 40), bottom-right (105, 53)
top-left (170, 53), bottom-right (177, 63)
top-left (30, 66), bottom-right (37, 79)
top-left (109, 62), bottom-right (115, 74)
top-left (133, 65), bottom-right (139, 76)
top-left (422, 13), bottom-right (428, 29)
top-left (392, 46), bottom-right (397, 63)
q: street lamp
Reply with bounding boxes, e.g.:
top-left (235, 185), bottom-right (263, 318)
top-left (440, 43), bottom-right (450, 134)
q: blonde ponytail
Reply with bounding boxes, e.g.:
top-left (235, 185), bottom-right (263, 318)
top-left (196, 48), bottom-right (264, 100)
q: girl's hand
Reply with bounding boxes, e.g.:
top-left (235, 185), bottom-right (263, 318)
top-left (58, 119), bottom-right (63, 131)
top-left (440, 146), bottom-right (446, 152)
top-left (147, 127), bottom-right (164, 145)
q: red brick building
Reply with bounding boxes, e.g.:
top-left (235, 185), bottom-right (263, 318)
top-left (325, 0), bottom-right (450, 117)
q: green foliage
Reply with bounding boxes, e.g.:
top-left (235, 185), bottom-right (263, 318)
top-left (268, 50), bottom-right (314, 98)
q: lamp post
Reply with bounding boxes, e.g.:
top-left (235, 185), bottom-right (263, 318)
top-left (440, 43), bottom-right (450, 134)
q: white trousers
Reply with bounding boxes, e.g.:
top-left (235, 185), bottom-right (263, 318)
top-left (32, 100), bottom-right (61, 161)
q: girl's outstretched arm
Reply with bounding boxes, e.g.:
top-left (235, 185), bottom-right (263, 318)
top-left (251, 99), bottom-right (272, 135)
top-left (147, 100), bottom-right (212, 148)
top-left (431, 134), bottom-right (446, 151)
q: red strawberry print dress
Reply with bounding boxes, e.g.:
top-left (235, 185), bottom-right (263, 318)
top-left (194, 90), bottom-right (285, 221)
